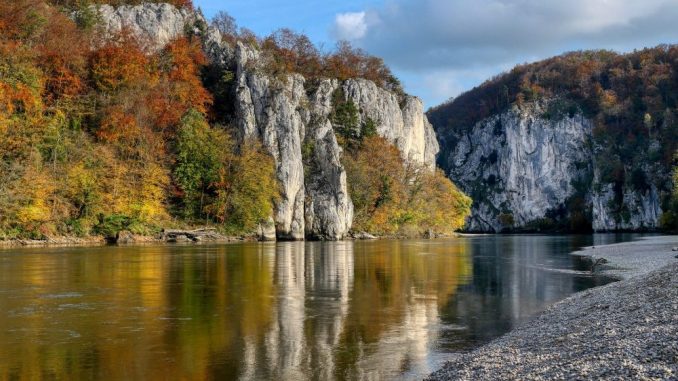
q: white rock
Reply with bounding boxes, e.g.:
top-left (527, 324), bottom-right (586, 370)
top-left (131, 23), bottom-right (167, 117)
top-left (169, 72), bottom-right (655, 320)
top-left (440, 101), bottom-right (663, 232)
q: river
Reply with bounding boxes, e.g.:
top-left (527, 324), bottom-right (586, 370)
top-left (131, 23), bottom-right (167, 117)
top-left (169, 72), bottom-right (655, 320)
top-left (0, 234), bottom-right (642, 380)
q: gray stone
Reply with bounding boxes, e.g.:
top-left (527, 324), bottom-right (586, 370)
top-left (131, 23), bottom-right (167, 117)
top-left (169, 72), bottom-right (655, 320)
top-left (352, 232), bottom-right (378, 240)
top-left (439, 100), bottom-right (663, 232)
top-left (233, 42), bottom-right (437, 240)
top-left (257, 217), bottom-right (277, 241)
top-left (115, 230), bottom-right (135, 244)
top-left (94, 3), bottom-right (232, 63)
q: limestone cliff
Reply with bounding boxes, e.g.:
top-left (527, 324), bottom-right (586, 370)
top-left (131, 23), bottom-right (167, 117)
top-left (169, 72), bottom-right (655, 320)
top-left (435, 101), bottom-right (665, 232)
top-left (234, 42), bottom-right (437, 239)
top-left (95, 3), bottom-right (439, 240)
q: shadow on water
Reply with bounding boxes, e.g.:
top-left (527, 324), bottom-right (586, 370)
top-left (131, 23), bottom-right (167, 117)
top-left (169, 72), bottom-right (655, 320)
top-left (0, 233), bottom-right (647, 380)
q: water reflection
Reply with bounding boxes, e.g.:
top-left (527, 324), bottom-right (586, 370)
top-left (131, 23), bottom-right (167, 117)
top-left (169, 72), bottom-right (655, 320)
top-left (0, 235), bottom-right (634, 380)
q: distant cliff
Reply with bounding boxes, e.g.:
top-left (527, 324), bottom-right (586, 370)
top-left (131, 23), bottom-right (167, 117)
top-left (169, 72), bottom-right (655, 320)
top-left (430, 48), bottom-right (678, 232)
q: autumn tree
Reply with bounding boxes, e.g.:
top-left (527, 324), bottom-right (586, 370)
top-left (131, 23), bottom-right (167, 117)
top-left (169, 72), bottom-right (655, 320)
top-left (207, 139), bottom-right (279, 233)
top-left (344, 136), bottom-right (471, 236)
top-left (151, 37), bottom-right (212, 132)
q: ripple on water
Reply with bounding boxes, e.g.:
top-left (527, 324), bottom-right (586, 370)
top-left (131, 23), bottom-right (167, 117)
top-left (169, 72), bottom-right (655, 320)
top-left (41, 292), bottom-right (83, 299)
top-left (57, 303), bottom-right (94, 311)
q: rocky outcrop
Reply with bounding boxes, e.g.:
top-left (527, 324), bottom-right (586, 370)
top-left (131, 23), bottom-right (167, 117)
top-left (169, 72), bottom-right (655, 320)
top-left (96, 3), bottom-right (199, 50)
top-left (342, 79), bottom-right (439, 167)
top-left (95, 4), bottom-right (439, 240)
top-left (437, 101), bottom-right (664, 232)
top-left (232, 42), bottom-right (438, 239)
top-left (590, 182), bottom-right (663, 231)
top-left (94, 3), bottom-right (232, 63)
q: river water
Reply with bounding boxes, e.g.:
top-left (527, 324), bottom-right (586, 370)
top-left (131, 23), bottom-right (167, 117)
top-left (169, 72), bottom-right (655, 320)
top-left (0, 234), bottom-right (640, 380)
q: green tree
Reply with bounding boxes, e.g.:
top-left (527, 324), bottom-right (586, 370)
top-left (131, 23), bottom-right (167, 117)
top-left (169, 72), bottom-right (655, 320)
top-left (173, 109), bottom-right (225, 219)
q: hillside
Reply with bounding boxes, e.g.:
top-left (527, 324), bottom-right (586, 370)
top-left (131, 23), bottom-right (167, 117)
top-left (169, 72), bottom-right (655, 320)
top-left (0, 0), bottom-right (470, 241)
top-left (429, 47), bottom-right (678, 232)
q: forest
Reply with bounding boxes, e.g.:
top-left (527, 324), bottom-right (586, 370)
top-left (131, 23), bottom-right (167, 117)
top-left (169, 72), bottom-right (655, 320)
top-left (0, 0), bottom-right (470, 240)
top-left (429, 47), bottom-right (678, 230)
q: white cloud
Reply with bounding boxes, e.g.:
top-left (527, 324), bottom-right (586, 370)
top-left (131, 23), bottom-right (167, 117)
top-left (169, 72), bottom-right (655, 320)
top-left (332, 0), bottom-right (678, 106)
top-left (332, 11), bottom-right (368, 40)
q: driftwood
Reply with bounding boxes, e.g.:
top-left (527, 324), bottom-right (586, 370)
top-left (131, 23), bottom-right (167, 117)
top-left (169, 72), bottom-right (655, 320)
top-left (590, 257), bottom-right (609, 273)
top-left (160, 228), bottom-right (225, 242)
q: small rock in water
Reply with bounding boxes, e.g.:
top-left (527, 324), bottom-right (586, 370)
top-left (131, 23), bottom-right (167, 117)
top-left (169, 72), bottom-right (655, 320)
top-left (116, 230), bottom-right (135, 244)
top-left (353, 232), bottom-right (377, 240)
top-left (672, 247), bottom-right (678, 251)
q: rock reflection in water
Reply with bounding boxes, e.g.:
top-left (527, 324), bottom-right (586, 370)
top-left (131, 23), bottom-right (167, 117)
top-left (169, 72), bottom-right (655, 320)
top-left (0, 235), bottom-right (628, 380)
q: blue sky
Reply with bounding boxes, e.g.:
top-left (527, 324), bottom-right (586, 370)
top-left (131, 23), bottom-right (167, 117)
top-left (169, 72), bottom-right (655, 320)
top-left (194, 0), bottom-right (678, 109)
top-left (194, 0), bottom-right (379, 48)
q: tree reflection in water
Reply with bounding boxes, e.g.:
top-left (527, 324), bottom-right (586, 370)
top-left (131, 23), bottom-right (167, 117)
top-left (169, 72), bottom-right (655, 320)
top-left (0, 235), bottom-right (628, 380)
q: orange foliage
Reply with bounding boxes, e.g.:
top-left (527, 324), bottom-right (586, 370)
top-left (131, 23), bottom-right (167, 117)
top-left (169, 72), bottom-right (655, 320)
top-left (36, 10), bottom-right (88, 102)
top-left (97, 105), bottom-right (139, 142)
top-left (0, 0), bottom-right (88, 103)
top-left (149, 37), bottom-right (212, 131)
top-left (259, 30), bottom-right (402, 94)
top-left (90, 30), bottom-right (151, 92)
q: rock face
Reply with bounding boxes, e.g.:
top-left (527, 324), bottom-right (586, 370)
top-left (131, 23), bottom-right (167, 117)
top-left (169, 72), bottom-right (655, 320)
top-left (94, 3), bottom-right (232, 62)
top-left (342, 79), bottom-right (439, 167)
top-left (234, 43), bottom-right (437, 239)
top-left (96, 3), bottom-right (199, 50)
top-left (437, 101), bottom-right (663, 232)
top-left (95, 4), bottom-right (439, 240)
top-left (590, 181), bottom-right (663, 231)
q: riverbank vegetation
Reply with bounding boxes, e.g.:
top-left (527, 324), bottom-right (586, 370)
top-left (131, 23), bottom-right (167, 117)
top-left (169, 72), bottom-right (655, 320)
top-left (344, 136), bottom-right (471, 235)
top-left (0, 0), bottom-right (277, 239)
top-left (331, 92), bottom-right (471, 235)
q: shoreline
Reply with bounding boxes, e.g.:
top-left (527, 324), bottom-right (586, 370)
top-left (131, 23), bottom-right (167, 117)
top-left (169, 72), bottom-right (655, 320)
top-left (0, 232), bottom-right (253, 249)
top-left (0, 231), bottom-right (467, 249)
top-left (427, 235), bottom-right (678, 380)
top-left (572, 235), bottom-right (678, 280)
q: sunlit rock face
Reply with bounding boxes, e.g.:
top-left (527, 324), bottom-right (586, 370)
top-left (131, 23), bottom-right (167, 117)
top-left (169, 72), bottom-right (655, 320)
top-left (342, 79), bottom-right (439, 167)
top-left (232, 41), bottom-right (438, 240)
top-left (437, 101), bottom-right (663, 232)
top-left (96, 4), bottom-right (439, 240)
top-left (94, 3), bottom-right (232, 62)
top-left (96, 4), bottom-right (198, 50)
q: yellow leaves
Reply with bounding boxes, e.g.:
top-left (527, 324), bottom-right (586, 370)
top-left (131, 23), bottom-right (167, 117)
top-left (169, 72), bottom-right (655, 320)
top-left (345, 137), bottom-right (471, 236)
top-left (412, 169), bottom-right (472, 234)
top-left (16, 161), bottom-right (55, 227)
top-left (205, 138), bottom-right (279, 233)
top-left (135, 162), bottom-right (169, 223)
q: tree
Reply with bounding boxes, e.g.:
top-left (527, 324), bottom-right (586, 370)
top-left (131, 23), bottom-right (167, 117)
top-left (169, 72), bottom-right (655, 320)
top-left (207, 139), bottom-right (279, 233)
top-left (89, 30), bottom-right (149, 93)
top-left (344, 136), bottom-right (471, 236)
top-left (173, 109), bottom-right (225, 219)
top-left (211, 11), bottom-right (237, 39)
top-left (150, 37), bottom-right (212, 132)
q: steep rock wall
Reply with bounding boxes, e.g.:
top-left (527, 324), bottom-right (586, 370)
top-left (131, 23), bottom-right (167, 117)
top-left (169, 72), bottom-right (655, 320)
top-left (438, 101), bottom-right (663, 232)
top-left (234, 42), bottom-right (437, 239)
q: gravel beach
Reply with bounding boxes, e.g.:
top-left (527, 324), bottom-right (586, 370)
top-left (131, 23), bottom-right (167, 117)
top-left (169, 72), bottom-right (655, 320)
top-left (427, 235), bottom-right (678, 381)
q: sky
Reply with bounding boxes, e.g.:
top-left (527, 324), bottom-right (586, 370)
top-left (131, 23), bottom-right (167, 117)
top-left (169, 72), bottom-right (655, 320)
top-left (194, 0), bottom-right (678, 109)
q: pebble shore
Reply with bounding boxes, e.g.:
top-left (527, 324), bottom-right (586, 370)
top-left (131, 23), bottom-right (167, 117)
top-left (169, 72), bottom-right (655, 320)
top-left (427, 236), bottom-right (678, 381)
